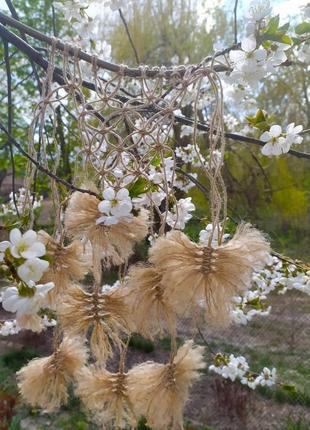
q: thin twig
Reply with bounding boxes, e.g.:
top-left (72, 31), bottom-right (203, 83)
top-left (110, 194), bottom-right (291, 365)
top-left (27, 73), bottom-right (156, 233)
top-left (118, 8), bottom-right (140, 64)
top-left (233, 0), bottom-right (239, 44)
top-left (3, 35), bottom-right (19, 217)
top-left (0, 122), bottom-right (101, 198)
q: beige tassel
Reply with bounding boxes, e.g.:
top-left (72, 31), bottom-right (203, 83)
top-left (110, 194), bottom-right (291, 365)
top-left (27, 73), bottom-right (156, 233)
top-left (125, 264), bottom-right (177, 339)
top-left (38, 231), bottom-right (89, 306)
top-left (17, 337), bottom-right (87, 412)
top-left (149, 223), bottom-right (270, 325)
top-left (129, 340), bottom-right (205, 430)
top-left (59, 286), bottom-right (132, 362)
top-left (64, 191), bottom-right (149, 277)
top-left (76, 367), bottom-right (137, 428)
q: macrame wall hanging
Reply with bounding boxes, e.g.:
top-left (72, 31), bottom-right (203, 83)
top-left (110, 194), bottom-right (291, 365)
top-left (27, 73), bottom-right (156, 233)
top-left (16, 39), bottom-right (270, 429)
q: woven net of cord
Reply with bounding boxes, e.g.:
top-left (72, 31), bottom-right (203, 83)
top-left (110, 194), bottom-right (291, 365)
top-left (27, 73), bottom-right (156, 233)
top-left (12, 41), bottom-right (274, 428)
top-left (25, 40), bottom-right (227, 243)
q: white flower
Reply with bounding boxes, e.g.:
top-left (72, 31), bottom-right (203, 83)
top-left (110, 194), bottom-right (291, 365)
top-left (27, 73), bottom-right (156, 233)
top-left (53, 0), bottom-right (88, 21)
top-left (17, 258), bottom-right (49, 285)
top-left (133, 191), bottom-right (165, 209)
top-left (148, 157), bottom-right (174, 184)
top-left (199, 224), bottom-right (230, 247)
top-left (246, 0), bottom-right (272, 21)
top-left (97, 187), bottom-right (133, 225)
top-left (41, 315), bottom-right (57, 328)
top-left (241, 375), bottom-right (260, 389)
top-left (301, 4), bottom-right (310, 20)
top-left (2, 282), bottom-right (54, 318)
top-left (257, 367), bottom-right (277, 386)
top-left (229, 38), bottom-right (268, 86)
top-left (298, 43), bottom-right (310, 64)
top-left (9, 228), bottom-right (46, 259)
top-left (285, 123), bottom-right (303, 145)
top-left (0, 320), bottom-right (20, 336)
top-left (166, 197), bottom-right (195, 230)
top-left (101, 280), bottom-right (121, 294)
top-left (260, 125), bottom-right (289, 156)
top-left (230, 38), bottom-right (267, 71)
top-left (0, 241), bottom-right (10, 262)
top-left (104, 0), bottom-right (127, 11)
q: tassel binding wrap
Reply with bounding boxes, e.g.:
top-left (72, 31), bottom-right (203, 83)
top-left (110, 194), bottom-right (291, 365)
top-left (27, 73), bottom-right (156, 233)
top-left (149, 223), bottom-right (270, 326)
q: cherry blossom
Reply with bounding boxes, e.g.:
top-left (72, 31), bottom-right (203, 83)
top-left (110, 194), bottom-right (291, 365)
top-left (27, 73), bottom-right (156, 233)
top-left (285, 123), bottom-right (303, 145)
top-left (9, 228), bottom-right (46, 259)
top-left (0, 241), bottom-right (10, 262)
top-left (246, 0), bottom-right (272, 22)
top-left (17, 257), bottom-right (49, 285)
top-left (260, 125), bottom-right (289, 156)
top-left (166, 197), bottom-right (195, 230)
top-left (1, 281), bottom-right (54, 318)
top-left (97, 187), bottom-right (133, 225)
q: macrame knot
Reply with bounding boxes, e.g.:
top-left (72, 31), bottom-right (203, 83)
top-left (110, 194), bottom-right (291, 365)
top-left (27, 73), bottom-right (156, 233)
top-left (138, 64), bottom-right (149, 79)
top-left (118, 64), bottom-right (129, 76)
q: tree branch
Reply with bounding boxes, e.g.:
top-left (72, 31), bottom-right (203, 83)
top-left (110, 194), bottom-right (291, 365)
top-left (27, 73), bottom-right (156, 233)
top-left (0, 11), bottom-right (228, 76)
top-left (0, 15), bottom-right (309, 160)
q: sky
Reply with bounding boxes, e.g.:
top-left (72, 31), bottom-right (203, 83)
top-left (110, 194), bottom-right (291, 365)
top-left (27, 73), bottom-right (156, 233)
top-left (0, 0), bottom-right (308, 29)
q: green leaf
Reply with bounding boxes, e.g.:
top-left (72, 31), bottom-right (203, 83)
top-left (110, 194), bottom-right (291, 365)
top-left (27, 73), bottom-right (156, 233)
top-left (150, 155), bottom-right (161, 167)
top-left (246, 109), bottom-right (269, 130)
top-left (281, 384), bottom-right (297, 394)
top-left (128, 177), bottom-right (151, 198)
top-left (262, 32), bottom-right (292, 45)
top-left (278, 22), bottom-right (290, 32)
top-left (295, 22), bottom-right (310, 35)
top-left (280, 34), bottom-right (292, 45)
top-left (265, 15), bottom-right (280, 34)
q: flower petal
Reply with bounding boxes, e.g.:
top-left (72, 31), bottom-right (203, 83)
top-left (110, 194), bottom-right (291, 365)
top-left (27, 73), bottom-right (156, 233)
top-left (269, 125), bottom-right (282, 137)
top-left (260, 131), bottom-right (271, 142)
top-left (98, 200), bottom-right (111, 214)
top-left (21, 242), bottom-right (46, 259)
top-left (9, 228), bottom-right (21, 245)
top-left (241, 36), bottom-right (256, 52)
top-left (116, 188), bottom-right (129, 200)
top-left (0, 241), bottom-right (10, 252)
top-left (23, 230), bottom-right (37, 245)
top-left (103, 187), bottom-right (115, 200)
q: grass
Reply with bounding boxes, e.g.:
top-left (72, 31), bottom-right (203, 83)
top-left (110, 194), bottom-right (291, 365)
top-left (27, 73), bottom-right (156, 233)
top-left (285, 415), bottom-right (310, 430)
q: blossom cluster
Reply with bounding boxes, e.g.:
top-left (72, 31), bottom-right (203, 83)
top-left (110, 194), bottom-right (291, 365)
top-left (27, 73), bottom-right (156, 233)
top-left (0, 315), bottom-right (56, 336)
top-left (260, 123), bottom-right (303, 156)
top-left (209, 353), bottom-right (277, 390)
top-left (97, 187), bottom-right (133, 225)
top-left (1, 188), bottom-right (43, 217)
top-left (0, 229), bottom-right (49, 284)
top-left (0, 229), bottom-right (54, 330)
top-left (232, 255), bottom-right (310, 325)
top-left (226, 0), bottom-right (291, 90)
